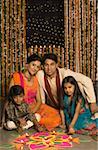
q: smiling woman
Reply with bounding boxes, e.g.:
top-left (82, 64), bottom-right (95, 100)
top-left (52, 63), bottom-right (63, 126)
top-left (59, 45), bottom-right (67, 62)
top-left (9, 54), bottom-right (42, 112)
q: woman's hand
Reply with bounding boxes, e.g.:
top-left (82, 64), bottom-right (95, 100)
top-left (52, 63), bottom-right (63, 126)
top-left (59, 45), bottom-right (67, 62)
top-left (35, 124), bottom-right (47, 132)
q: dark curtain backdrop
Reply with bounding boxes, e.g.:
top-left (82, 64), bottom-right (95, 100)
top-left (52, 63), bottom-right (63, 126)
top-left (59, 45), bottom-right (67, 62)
top-left (26, 0), bottom-right (65, 48)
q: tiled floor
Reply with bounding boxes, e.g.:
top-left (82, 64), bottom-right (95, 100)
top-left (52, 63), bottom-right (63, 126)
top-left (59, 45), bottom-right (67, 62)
top-left (0, 128), bottom-right (98, 150)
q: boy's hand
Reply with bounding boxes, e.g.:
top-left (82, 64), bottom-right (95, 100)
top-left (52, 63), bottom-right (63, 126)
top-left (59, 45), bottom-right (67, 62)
top-left (17, 126), bottom-right (23, 133)
top-left (19, 118), bottom-right (27, 126)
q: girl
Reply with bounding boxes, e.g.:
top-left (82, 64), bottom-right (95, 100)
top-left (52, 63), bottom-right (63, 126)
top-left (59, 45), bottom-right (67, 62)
top-left (2, 85), bottom-right (43, 132)
top-left (62, 76), bottom-right (96, 134)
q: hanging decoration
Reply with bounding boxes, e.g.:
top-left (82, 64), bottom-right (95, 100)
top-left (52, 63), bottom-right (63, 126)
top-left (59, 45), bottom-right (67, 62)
top-left (1, 0), bottom-right (97, 97)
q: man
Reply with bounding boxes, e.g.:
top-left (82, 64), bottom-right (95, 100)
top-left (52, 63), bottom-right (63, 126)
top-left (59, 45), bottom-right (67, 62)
top-left (37, 53), bottom-right (97, 113)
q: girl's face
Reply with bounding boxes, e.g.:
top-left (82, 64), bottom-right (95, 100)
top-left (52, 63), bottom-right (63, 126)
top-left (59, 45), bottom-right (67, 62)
top-left (27, 60), bottom-right (41, 76)
top-left (13, 93), bottom-right (24, 105)
top-left (63, 82), bottom-right (75, 96)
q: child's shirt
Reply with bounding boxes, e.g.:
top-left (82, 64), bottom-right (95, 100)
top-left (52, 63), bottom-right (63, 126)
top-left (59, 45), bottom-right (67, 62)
top-left (5, 101), bottom-right (33, 126)
top-left (63, 95), bottom-right (85, 123)
top-left (64, 95), bottom-right (83, 110)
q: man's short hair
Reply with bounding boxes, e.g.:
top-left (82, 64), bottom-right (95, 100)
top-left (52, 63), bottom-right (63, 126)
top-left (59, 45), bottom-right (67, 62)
top-left (27, 54), bottom-right (42, 64)
top-left (42, 53), bottom-right (58, 64)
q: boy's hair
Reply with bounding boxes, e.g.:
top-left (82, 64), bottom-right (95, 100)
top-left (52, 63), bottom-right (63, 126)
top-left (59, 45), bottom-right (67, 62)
top-left (42, 53), bottom-right (58, 64)
top-left (27, 54), bottom-right (42, 64)
top-left (8, 85), bottom-right (24, 102)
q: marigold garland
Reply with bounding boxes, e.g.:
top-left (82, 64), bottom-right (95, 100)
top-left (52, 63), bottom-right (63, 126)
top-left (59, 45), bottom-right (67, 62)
top-left (1, 0), bottom-right (97, 96)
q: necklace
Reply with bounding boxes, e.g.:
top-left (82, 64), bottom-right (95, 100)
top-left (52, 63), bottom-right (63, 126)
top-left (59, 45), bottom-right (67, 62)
top-left (24, 74), bottom-right (31, 81)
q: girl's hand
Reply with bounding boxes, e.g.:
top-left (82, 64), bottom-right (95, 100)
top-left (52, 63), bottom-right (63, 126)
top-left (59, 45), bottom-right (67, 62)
top-left (68, 126), bottom-right (75, 134)
top-left (59, 124), bottom-right (67, 132)
top-left (59, 124), bottom-right (66, 130)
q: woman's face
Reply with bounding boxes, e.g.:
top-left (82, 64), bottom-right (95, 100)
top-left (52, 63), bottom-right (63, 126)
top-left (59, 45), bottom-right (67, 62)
top-left (27, 60), bottom-right (41, 76)
top-left (14, 93), bottom-right (24, 104)
top-left (63, 82), bottom-right (75, 96)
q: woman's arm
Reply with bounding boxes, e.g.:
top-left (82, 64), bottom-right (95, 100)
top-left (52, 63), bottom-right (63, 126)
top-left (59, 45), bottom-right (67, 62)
top-left (9, 72), bottom-right (20, 89)
top-left (9, 78), bottom-right (14, 89)
top-left (32, 83), bottom-right (42, 113)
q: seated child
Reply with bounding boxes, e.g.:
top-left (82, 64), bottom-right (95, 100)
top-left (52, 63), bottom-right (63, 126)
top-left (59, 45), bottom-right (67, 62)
top-left (2, 85), bottom-right (44, 132)
top-left (62, 76), bottom-right (97, 134)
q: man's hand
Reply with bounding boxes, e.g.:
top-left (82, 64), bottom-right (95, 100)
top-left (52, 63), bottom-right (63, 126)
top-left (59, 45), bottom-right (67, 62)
top-left (90, 103), bottom-right (98, 113)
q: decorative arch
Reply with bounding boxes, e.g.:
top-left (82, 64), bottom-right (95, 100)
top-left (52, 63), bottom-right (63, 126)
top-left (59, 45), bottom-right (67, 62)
top-left (1, 0), bottom-right (97, 96)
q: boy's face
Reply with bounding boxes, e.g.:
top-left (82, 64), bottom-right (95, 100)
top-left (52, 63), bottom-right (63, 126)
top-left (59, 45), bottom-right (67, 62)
top-left (14, 93), bottom-right (24, 105)
top-left (27, 60), bottom-right (41, 76)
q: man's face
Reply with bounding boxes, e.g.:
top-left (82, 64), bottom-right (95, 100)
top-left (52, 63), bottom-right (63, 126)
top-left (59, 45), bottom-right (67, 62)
top-left (44, 59), bottom-right (58, 77)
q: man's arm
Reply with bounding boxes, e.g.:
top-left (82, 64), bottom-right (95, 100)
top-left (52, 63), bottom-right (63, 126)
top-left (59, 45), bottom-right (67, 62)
top-left (61, 68), bottom-right (96, 104)
top-left (31, 83), bottom-right (42, 113)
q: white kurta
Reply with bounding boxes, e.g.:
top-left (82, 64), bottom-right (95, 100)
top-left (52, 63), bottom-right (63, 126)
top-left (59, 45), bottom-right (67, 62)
top-left (36, 68), bottom-right (96, 104)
